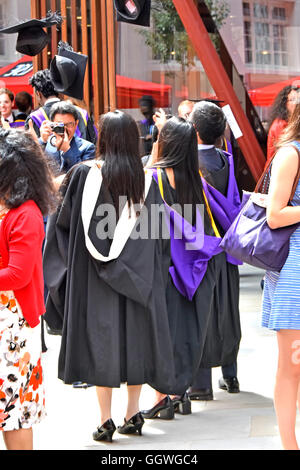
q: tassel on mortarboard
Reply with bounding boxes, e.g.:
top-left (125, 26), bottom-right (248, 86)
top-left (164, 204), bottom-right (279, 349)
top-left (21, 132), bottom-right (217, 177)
top-left (0, 11), bottom-right (63, 56)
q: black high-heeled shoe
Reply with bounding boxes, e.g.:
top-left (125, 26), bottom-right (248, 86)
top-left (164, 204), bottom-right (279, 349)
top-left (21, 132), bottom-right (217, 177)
top-left (140, 396), bottom-right (174, 420)
top-left (93, 418), bottom-right (116, 442)
top-left (117, 412), bottom-right (144, 435)
top-left (171, 393), bottom-right (192, 415)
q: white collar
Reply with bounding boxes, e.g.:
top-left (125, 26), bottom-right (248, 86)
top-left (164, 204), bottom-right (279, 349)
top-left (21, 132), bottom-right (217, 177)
top-left (198, 144), bottom-right (215, 150)
top-left (5, 113), bottom-right (14, 123)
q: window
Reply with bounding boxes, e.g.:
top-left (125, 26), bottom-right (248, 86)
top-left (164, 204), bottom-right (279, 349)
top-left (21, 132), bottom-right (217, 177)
top-left (255, 22), bottom-right (271, 65)
top-left (253, 3), bottom-right (268, 18)
top-left (244, 21), bottom-right (252, 63)
top-left (272, 7), bottom-right (286, 21)
top-left (243, 1), bottom-right (288, 68)
top-left (243, 2), bottom-right (250, 16)
top-left (273, 24), bottom-right (287, 66)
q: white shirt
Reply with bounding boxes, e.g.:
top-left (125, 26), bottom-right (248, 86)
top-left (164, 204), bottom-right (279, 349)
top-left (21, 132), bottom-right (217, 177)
top-left (198, 144), bottom-right (215, 150)
top-left (5, 113), bottom-right (14, 123)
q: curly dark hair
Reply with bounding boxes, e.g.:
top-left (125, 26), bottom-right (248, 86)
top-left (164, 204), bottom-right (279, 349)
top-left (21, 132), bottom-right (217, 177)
top-left (29, 69), bottom-right (59, 99)
top-left (268, 85), bottom-right (300, 128)
top-left (0, 129), bottom-right (58, 215)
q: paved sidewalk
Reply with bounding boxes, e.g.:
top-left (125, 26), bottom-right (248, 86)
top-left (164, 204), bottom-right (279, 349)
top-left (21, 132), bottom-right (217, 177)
top-left (3, 265), bottom-right (300, 450)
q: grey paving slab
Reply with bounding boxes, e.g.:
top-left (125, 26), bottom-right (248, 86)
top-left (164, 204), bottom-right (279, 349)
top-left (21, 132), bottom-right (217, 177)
top-left (1, 265), bottom-right (299, 450)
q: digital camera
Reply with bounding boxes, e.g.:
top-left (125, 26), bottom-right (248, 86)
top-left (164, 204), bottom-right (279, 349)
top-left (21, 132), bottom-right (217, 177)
top-left (50, 122), bottom-right (65, 135)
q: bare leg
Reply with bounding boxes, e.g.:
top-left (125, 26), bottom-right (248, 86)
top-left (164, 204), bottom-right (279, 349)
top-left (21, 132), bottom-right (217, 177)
top-left (154, 390), bottom-right (167, 404)
top-left (274, 330), bottom-right (300, 450)
top-left (96, 386), bottom-right (113, 425)
top-left (125, 385), bottom-right (142, 421)
top-left (2, 428), bottom-right (33, 450)
top-left (143, 388), bottom-right (167, 409)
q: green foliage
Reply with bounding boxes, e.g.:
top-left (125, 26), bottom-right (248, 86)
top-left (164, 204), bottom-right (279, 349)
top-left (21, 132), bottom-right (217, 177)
top-left (206, 0), bottom-right (231, 29)
top-left (139, 0), bottom-right (188, 66)
top-left (138, 0), bottom-right (230, 69)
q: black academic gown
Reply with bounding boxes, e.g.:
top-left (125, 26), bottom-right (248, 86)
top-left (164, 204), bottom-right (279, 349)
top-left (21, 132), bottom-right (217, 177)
top-left (197, 148), bottom-right (241, 368)
top-left (157, 170), bottom-right (217, 395)
top-left (43, 163), bottom-right (176, 394)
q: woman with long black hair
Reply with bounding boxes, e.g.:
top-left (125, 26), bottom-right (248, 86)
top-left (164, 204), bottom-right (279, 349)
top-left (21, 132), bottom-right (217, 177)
top-left (141, 114), bottom-right (221, 418)
top-left (43, 110), bottom-right (176, 442)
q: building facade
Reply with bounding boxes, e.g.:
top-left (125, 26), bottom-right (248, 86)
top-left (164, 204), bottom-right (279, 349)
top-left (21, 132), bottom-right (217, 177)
top-left (117, 0), bottom-right (300, 121)
top-left (0, 0), bottom-right (299, 185)
top-left (220, 0), bottom-right (300, 119)
top-left (0, 0), bottom-right (31, 67)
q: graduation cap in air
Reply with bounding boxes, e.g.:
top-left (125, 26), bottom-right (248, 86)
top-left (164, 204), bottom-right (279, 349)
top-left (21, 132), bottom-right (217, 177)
top-left (50, 41), bottom-right (88, 101)
top-left (114, 0), bottom-right (151, 27)
top-left (0, 11), bottom-right (63, 57)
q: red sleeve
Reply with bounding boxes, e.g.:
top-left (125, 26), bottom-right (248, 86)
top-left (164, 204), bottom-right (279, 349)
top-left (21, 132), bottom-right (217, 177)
top-left (266, 119), bottom-right (287, 165)
top-left (0, 208), bottom-right (44, 291)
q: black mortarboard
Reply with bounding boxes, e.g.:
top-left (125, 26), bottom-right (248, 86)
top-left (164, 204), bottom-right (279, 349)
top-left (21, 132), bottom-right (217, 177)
top-left (188, 98), bottom-right (224, 105)
top-left (114, 0), bottom-right (151, 27)
top-left (0, 11), bottom-right (63, 57)
top-left (50, 42), bottom-right (88, 101)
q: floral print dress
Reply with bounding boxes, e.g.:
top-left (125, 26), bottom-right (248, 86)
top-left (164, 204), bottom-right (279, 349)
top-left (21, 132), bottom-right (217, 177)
top-left (0, 211), bottom-right (45, 431)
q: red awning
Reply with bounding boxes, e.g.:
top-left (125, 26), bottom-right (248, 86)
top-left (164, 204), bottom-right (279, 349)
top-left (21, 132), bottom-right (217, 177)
top-left (116, 75), bottom-right (171, 109)
top-left (248, 77), bottom-right (300, 107)
top-left (0, 56), bottom-right (171, 109)
top-left (0, 55), bottom-right (34, 100)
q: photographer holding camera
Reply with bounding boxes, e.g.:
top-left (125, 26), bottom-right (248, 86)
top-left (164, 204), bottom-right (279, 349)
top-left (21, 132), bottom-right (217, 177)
top-left (40, 101), bottom-right (95, 174)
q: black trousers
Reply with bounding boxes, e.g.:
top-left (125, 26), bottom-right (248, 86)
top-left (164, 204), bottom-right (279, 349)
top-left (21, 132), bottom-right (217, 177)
top-left (191, 362), bottom-right (237, 390)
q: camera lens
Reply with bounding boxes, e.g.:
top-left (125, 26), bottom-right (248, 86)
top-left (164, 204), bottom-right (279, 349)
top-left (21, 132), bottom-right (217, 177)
top-left (53, 122), bottom-right (65, 135)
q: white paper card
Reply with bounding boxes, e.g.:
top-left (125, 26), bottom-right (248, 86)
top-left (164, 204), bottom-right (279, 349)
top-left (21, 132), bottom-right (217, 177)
top-left (222, 104), bottom-right (243, 139)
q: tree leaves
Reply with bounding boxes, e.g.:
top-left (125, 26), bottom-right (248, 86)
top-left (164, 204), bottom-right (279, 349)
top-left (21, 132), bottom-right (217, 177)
top-left (138, 0), bottom-right (230, 69)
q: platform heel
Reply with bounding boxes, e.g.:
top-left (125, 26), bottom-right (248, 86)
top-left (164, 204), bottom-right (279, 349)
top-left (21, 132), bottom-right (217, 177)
top-left (158, 402), bottom-right (174, 419)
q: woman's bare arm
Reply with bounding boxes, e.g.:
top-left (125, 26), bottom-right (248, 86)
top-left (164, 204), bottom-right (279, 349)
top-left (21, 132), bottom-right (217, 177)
top-left (267, 145), bottom-right (300, 228)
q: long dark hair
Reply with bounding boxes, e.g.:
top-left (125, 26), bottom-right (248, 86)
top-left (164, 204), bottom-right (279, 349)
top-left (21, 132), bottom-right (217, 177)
top-left (97, 110), bottom-right (145, 210)
top-left (0, 128), bottom-right (58, 215)
top-left (269, 85), bottom-right (299, 128)
top-left (154, 117), bottom-right (211, 228)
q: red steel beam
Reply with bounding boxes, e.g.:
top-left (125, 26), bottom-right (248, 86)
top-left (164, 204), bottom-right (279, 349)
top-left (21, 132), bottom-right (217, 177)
top-left (172, 0), bottom-right (265, 182)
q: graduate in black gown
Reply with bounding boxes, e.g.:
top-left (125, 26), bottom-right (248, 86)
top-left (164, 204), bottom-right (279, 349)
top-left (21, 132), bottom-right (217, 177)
top-left (188, 101), bottom-right (242, 400)
top-left (43, 110), bottom-right (177, 442)
top-left (141, 114), bottom-right (222, 419)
